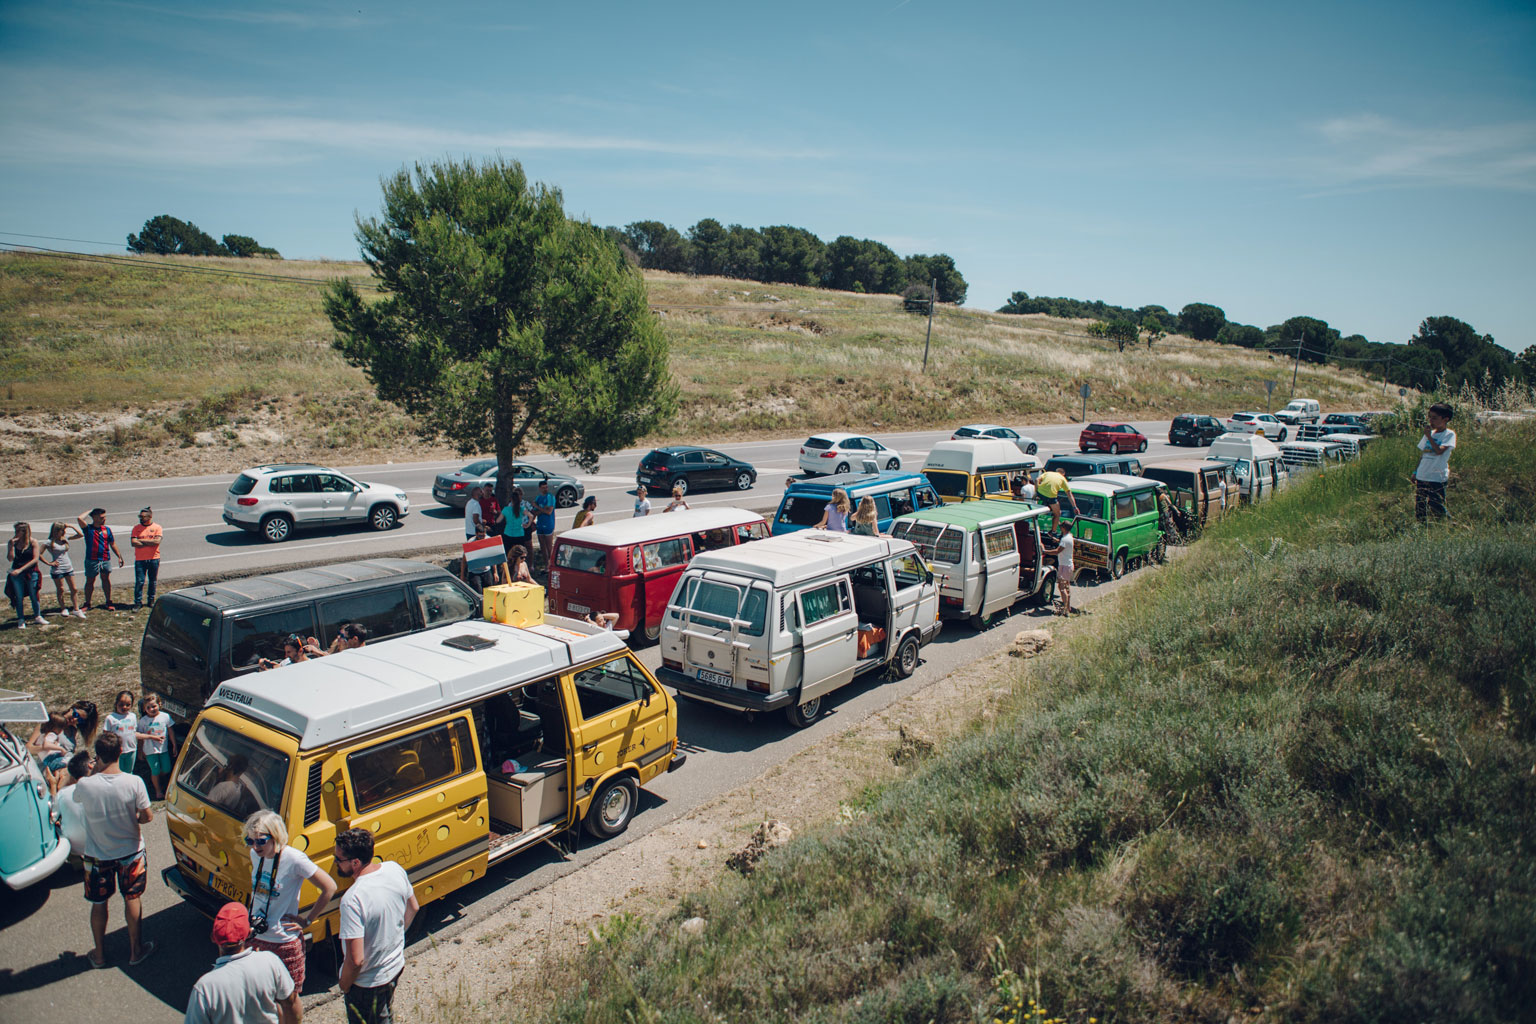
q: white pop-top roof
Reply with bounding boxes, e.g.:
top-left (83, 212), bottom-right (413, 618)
top-left (922, 438), bottom-right (1034, 474)
top-left (1073, 473), bottom-right (1160, 492)
top-left (686, 531), bottom-right (913, 588)
top-left (555, 507), bottom-right (764, 549)
top-left (1208, 434), bottom-right (1284, 460)
top-left (205, 620), bottom-right (626, 750)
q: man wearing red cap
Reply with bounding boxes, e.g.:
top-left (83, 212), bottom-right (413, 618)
top-left (184, 902), bottom-right (302, 1024)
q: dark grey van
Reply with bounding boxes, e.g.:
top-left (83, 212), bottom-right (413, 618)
top-left (141, 559), bottom-right (480, 727)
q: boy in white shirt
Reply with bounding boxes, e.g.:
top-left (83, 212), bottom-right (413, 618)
top-left (1413, 403), bottom-right (1456, 521)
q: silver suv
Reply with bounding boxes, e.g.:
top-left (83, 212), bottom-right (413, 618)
top-left (223, 463), bottom-right (410, 543)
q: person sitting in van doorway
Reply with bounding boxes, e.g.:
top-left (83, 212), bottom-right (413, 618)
top-left (1035, 471), bottom-right (1077, 532)
top-left (335, 827), bottom-right (417, 1024)
top-left (184, 902), bottom-right (302, 1024)
top-left (813, 488), bottom-right (852, 532)
top-left (1041, 528), bottom-right (1075, 617)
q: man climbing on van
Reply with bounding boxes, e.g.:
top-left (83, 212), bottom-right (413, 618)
top-left (1035, 470), bottom-right (1077, 532)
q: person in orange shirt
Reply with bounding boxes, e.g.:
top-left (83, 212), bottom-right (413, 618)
top-left (129, 507), bottom-right (162, 611)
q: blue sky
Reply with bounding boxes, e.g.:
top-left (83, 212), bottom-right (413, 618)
top-left (2, 0), bottom-right (1532, 352)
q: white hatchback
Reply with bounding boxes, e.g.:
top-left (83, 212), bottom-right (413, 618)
top-left (797, 433), bottom-right (903, 476)
top-left (950, 423), bottom-right (1039, 456)
top-left (1222, 412), bottom-right (1289, 441)
top-left (222, 463), bottom-right (410, 542)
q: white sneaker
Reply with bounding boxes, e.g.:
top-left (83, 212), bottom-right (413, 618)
top-left (32, 615), bottom-right (47, 626)
top-left (16, 620), bottom-right (25, 629)
top-left (75, 608), bottom-right (87, 619)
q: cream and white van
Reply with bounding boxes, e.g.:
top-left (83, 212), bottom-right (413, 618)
top-left (921, 438), bottom-right (1039, 504)
top-left (889, 499), bottom-right (1057, 628)
top-left (1207, 434), bottom-right (1291, 504)
top-left (657, 532), bottom-right (941, 727)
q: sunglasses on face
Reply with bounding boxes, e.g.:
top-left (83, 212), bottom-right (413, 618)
top-left (244, 834), bottom-right (274, 847)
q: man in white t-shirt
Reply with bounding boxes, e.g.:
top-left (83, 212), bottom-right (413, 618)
top-left (74, 732), bottom-right (155, 968)
top-left (463, 485), bottom-right (484, 539)
top-left (1413, 402), bottom-right (1456, 522)
top-left (335, 827), bottom-right (418, 1024)
top-left (185, 902), bottom-right (300, 1024)
top-left (632, 485), bottom-right (651, 517)
top-left (1042, 527), bottom-right (1075, 617)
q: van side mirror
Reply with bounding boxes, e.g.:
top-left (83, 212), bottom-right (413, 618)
top-left (642, 682), bottom-right (654, 707)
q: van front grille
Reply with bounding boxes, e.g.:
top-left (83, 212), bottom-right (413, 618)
top-left (303, 761), bottom-right (323, 826)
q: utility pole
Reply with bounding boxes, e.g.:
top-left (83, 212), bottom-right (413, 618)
top-left (1289, 333), bottom-right (1303, 398)
top-left (921, 277), bottom-right (936, 373)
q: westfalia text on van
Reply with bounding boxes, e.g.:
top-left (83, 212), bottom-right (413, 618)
top-left (161, 617), bottom-right (683, 940)
top-left (657, 532), bottom-right (940, 727)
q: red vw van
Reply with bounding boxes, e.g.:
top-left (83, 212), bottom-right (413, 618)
top-left (548, 508), bottom-right (769, 643)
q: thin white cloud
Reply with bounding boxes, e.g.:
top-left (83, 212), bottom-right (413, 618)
top-left (1308, 114), bottom-right (1536, 191)
top-left (97, 1), bottom-right (370, 29)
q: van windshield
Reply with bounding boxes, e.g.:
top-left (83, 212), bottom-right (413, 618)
top-left (1072, 495), bottom-right (1106, 520)
top-left (775, 496), bottom-right (827, 528)
top-left (176, 720), bottom-right (288, 822)
top-left (675, 577), bottom-right (767, 637)
top-left (925, 471), bottom-right (969, 498)
top-left (555, 543), bottom-right (607, 575)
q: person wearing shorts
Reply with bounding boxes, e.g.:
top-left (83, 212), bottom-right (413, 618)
top-left (73, 731), bottom-right (155, 968)
top-left (1035, 471), bottom-right (1078, 533)
top-left (1042, 528), bottom-right (1075, 616)
top-left (77, 507), bottom-right (125, 611)
top-left (533, 480), bottom-right (557, 573)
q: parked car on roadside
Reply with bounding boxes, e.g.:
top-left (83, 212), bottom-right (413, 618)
top-left (224, 463), bottom-right (409, 543)
top-left (1078, 422), bottom-right (1148, 454)
top-left (950, 424), bottom-right (1039, 456)
top-left (1274, 398), bottom-right (1321, 425)
top-left (636, 447), bottom-right (756, 495)
top-left (1061, 474), bottom-right (1168, 580)
top-left (1042, 453), bottom-right (1143, 480)
top-left (1222, 412), bottom-right (1288, 441)
top-left (1168, 414), bottom-right (1225, 447)
top-left (431, 460), bottom-right (584, 509)
top-left (798, 433), bottom-right (903, 476)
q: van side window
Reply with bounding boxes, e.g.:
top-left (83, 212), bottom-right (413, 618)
top-left (348, 718), bottom-right (475, 812)
top-left (573, 656), bottom-right (651, 720)
top-left (148, 601), bottom-right (211, 661)
top-left (320, 587), bottom-right (412, 646)
top-left (1134, 492), bottom-right (1157, 516)
top-left (887, 491), bottom-right (915, 517)
top-left (641, 537), bottom-right (690, 571)
top-left (798, 581), bottom-right (851, 626)
top-left (983, 528), bottom-right (1016, 557)
top-left (933, 526), bottom-right (963, 565)
top-left (1114, 495), bottom-right (1136, 521)
top-left (915, 488), bottom-right (939, 510)
top-left (890, 555), bottom-right (929, 590)
top-left (736, 521), bottom-right (770, 542)
top-left (982, 473), bottom-right (1009, 494)
top-left (417, 581), bottom-right (477, 628)
top-left (229, 607), bottom-right (317, 670)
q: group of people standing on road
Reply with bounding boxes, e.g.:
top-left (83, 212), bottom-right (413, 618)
top-left (6, 507), bottom-right (163, 628)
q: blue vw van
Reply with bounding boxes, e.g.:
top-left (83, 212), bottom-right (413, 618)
top-left (772, 471), bottom-right (942, 535)
top-left (0, 691), bottom-right (70, 891)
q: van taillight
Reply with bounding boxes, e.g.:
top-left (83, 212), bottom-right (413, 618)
top-left (237, 498), bottom-right (259, 506)
top-left (747, 679), bottom-right (769, 693)
top-left (662, 658), bottom-right (681, 671)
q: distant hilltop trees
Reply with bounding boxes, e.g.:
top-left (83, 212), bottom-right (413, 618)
top-left (603, 219), bottom-right (968, 304)
top-left (127, 215), bottom-right (280, 258)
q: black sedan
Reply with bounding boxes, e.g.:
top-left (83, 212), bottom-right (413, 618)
top-left (636, 447), bottom-right (756, 495)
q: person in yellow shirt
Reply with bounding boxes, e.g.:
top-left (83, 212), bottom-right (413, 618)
top-left (1034, 471), bottom-right (1078, 532)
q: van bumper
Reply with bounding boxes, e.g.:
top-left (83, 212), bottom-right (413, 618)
top-left (667, 751), bottom-right (687, 773)
top-left (162, 865), bottom-right (223, 919)
top-left (658, 667), bottom-right (795, 713)
top-left (3, 836), bottom-right (69, 890)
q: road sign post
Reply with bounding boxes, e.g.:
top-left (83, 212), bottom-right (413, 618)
top-left (1264, 378), bottom-right (1276, 413)
top-left (1079, 382), bottom-right (1091, 423)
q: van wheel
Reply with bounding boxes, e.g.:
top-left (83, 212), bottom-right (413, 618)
top-left (584, 775), bottom-right (637, 839)
top-left (369, 504), bottom-right (399, 531)
top-left (786, 695), bottom-right (823, 728)
top-left (885, 458), bottom-right (900, 471)
top-left (834, 462), bottom-right (850, 475)
top-left (260, 514), bottom-right (292, 543)
top-left (556, 486), bottom-right (579, 508)
top-left (1111, 551), bottom-right (1127, 579)
top-left (893, 635), bottom-right (920, 678)
top-left (642, 621), bottom-right (661, 644)
top-left (968, 611), bottom-right (992, 631)
top-left (735, 471), bottom-right (753, 491)
top-left (1109, 442), bottom-right (1120, 455)
top-left (1030, 575), bottom-right (1057, 608)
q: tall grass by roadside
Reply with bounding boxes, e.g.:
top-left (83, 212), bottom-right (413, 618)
top-left (537, 415), bottom-right (1535, 1023)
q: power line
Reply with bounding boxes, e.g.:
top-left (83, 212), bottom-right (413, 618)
top-left (0, 231), bottom-right (127, 248)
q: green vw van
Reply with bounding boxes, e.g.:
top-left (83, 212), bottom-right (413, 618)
top-left (1062, 474), bottom-right (1167, 579)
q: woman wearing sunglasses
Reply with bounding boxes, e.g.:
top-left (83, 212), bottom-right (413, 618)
top-left (242, 809), bottom-right (337, 990)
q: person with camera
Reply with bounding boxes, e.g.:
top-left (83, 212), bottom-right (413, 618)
top-left (243, 809), bottom-right (337, 991)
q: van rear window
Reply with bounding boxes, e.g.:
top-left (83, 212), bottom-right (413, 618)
top-left (176, 721), bottom-right (288, 821)
top-left (775, 496), bottom-right (826, 528)
top-left (926, 471), bottom-right (968, 498)
top-left (675, 577), bottom-right (767, 637)
top-left (891, 521), bottom-right (963, 564)
top-left (555, 543), bottom-right (608, 575)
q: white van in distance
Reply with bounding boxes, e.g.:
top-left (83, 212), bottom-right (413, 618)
top-left (657, 532), bottom-right (941, 727)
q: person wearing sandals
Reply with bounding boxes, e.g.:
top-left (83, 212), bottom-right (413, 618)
top-left (243, 809), bottom-right (337, 992)
top-left (74, 731), bottom-right (155, 969)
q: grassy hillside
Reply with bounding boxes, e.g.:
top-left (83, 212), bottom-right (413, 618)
top-left (537, 408), bottom-right (1535, 1023)
top-left (0, 252), bottom-right (1390, 486)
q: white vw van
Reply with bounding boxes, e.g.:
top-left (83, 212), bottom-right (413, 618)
top-left (657, 533), bottom-right (941, 727)
top-left (1207, 434), bottom-right (1291, 504)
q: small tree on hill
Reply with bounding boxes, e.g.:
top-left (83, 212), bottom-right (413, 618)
top-left (127, 214), bottom-right (228, 256)
top-left (221, 234), bottom-right (280, 258)
top-left (1103, 318), bottom-right (1140, 352)
top-left (324, 157), bottom-right (676, 498)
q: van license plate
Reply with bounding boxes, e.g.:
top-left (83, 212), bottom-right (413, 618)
top-left (697, 668), bottom-right (733, 688)
top-left (159, 696), bottom-right (189, 718)
top-left (208, 872), bottom-right (243, 901)
top-left (565, 602), bottom-right (589, 615)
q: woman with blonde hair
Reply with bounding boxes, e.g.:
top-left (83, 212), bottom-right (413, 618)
top-left (664, 485), bottom-right (690, 513)
top-left (850, 497), bottom-right (879, 536)
top-left (243, 808), bottom-right (337, 989)
top-left (813, 488), bottom-right (852, 532)
top-left (6, 521), bottom-right (45, 627)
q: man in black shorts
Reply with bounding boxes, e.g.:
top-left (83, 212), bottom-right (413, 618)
top-left (73, 732), bottom-right (156, 967)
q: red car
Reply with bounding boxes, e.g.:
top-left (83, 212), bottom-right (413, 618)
top-left (1078, 422), bottom-right (1148, 454)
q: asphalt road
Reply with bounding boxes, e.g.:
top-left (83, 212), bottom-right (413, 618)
top-left (0, 419), bottom-right (1190, 585)
top-left (0, 417), bottom-right (1187, 1018)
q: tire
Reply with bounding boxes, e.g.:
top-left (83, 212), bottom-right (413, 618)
top-left (892, 635), bottom-right (920, 679)
top-left (1278, 429), bottom-right (1288, 442)
top-left (671, 476), bottom-right (689, 497)
top-left (1026, 443), bottom-right (1038, 456)
top-left (968, 611), bottom-right (989, 631)
top-left (834, 462), bottom-right (850, 475)
top-left (642, 620), bottom-right (661, 644)
top-left (1030, 575), bottom-right (1057, 608)
top-left (555, 486), bottom-right (579, 508)
top-left (1110, 551), bottom-right (1127, 579)
top-left (1109, 442), bottom-right (1120, 455)
top-left (785, 694), bottom-right (823, 728)
top-left (1138, 440), bottom-right (1148, 453)
top-left (734, 471), bottom-right (753, 491)
top-left (260, 514), bottom-right (292, 543)
top-left (369, 504), bottom-right (399, 531)
top-left (885, 457), bottom-right (900, 471)
top-left (583, 775), bottom-right (637, 839)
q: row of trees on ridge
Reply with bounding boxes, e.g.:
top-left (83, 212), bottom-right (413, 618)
top-left (127, 214), bottom-right (280, 258)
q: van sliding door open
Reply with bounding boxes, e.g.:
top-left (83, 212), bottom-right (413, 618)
top-left (979, 527), bottom-right (1022, 616)
top-left (796, 580), bottom-right (858, 701)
